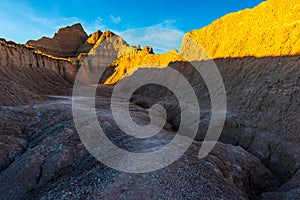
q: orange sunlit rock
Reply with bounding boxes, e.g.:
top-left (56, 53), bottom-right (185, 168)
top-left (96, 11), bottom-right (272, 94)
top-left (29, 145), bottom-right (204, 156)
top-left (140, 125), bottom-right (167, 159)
top-left (180, 0), bottom-right (300, 59)
top-left (76, 30), bottom-right (103, 54)
top-left (104, 48), bottom-right (183, 84)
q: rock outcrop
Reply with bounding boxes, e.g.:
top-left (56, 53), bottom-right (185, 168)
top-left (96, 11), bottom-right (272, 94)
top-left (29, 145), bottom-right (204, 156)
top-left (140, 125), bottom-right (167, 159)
top-left (0, 39), bottom-right (78, 106)
top-left (180, 0), bottom-right (300, 59)
top-left (27, 23), bottom-right (88, 58)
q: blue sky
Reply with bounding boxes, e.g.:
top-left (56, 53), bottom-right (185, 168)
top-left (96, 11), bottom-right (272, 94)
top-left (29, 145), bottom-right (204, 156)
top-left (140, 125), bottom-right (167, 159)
top-left (0, 0), bottom-right (265, 52)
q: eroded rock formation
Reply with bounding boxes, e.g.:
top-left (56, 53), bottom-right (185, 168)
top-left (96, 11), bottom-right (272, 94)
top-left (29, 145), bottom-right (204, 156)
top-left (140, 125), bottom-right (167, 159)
top-left (27, 23), bottom-right (88, 58)
top-left (104, 47), bottom-right (183, 84)
top-left (0, 39), bottom-right (78, 106)
top-left (77, 31), bottom-right (139, 84)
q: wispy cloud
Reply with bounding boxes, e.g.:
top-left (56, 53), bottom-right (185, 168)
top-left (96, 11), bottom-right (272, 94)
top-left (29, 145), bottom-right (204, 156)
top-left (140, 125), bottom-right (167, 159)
top-left (154, 19), bottom-right (178, 29)
top-left (83, 16), bottom-right (122, 34)
top-left (110, 15), bottom-right (122, 24)
top-left (119, 20), bottom-right (185, 53)
top-left (26, 14), bottom-right (83, 30)
top-left (84, 17), bottom-right (106, 34)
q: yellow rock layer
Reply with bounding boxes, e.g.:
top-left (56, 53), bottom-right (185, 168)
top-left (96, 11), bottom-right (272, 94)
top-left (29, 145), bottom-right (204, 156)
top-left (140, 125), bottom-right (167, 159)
top-left (24, 44), bottom-right (71, 61)
top-left (86, 30), bottom-right (103, 44)
top-left (104, 48), bottom-right (183, 84)
top-left (180, 0), bottom-right (300, 59)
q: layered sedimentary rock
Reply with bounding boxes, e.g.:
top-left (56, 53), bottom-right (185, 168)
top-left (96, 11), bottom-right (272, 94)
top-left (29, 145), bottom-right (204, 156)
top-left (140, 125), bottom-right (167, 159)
top-left (180, 0), bottom-right (300, 59)
top-left (0, 39), bottom-right (78, 106)
top-left (27, 23), bottom-right (88, 58)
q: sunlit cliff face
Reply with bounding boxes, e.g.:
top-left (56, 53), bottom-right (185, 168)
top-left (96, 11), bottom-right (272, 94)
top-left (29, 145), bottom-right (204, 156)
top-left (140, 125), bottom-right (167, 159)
top-left (180, 0), bottom-right (300, 59)
top-left (104, 48), bottom-right (183, 84)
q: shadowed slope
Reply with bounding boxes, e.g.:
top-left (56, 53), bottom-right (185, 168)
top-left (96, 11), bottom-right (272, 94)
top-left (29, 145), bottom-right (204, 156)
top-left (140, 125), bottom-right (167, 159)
top-left (0, 39), bottom-right (78, 106)
top-left (130, 54), bottom-right (300, 182)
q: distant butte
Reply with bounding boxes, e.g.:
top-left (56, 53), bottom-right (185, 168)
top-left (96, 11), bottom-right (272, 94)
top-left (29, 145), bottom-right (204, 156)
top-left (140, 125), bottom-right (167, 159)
top-left (27, 23), bottom-right (88, 58)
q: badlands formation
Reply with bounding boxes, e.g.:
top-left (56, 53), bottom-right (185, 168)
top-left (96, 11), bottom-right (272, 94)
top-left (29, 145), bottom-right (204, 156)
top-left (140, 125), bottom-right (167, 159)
top-left (0, 0), bottom-right (299, 199)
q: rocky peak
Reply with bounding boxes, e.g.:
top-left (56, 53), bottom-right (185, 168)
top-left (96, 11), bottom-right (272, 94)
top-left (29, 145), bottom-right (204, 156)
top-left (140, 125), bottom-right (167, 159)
top-left (27, 23), bottom-right (88, 58)
top-left (56, 23), bottom-right (86, 36)
top-left (86, 30), bottom-right (103, 44)
top-left (94, 30), bottom-right (118, 46)
top-left (76, 30), bottom-right (103, 55)
top-left (142, 46), bottom-right (154, 54)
